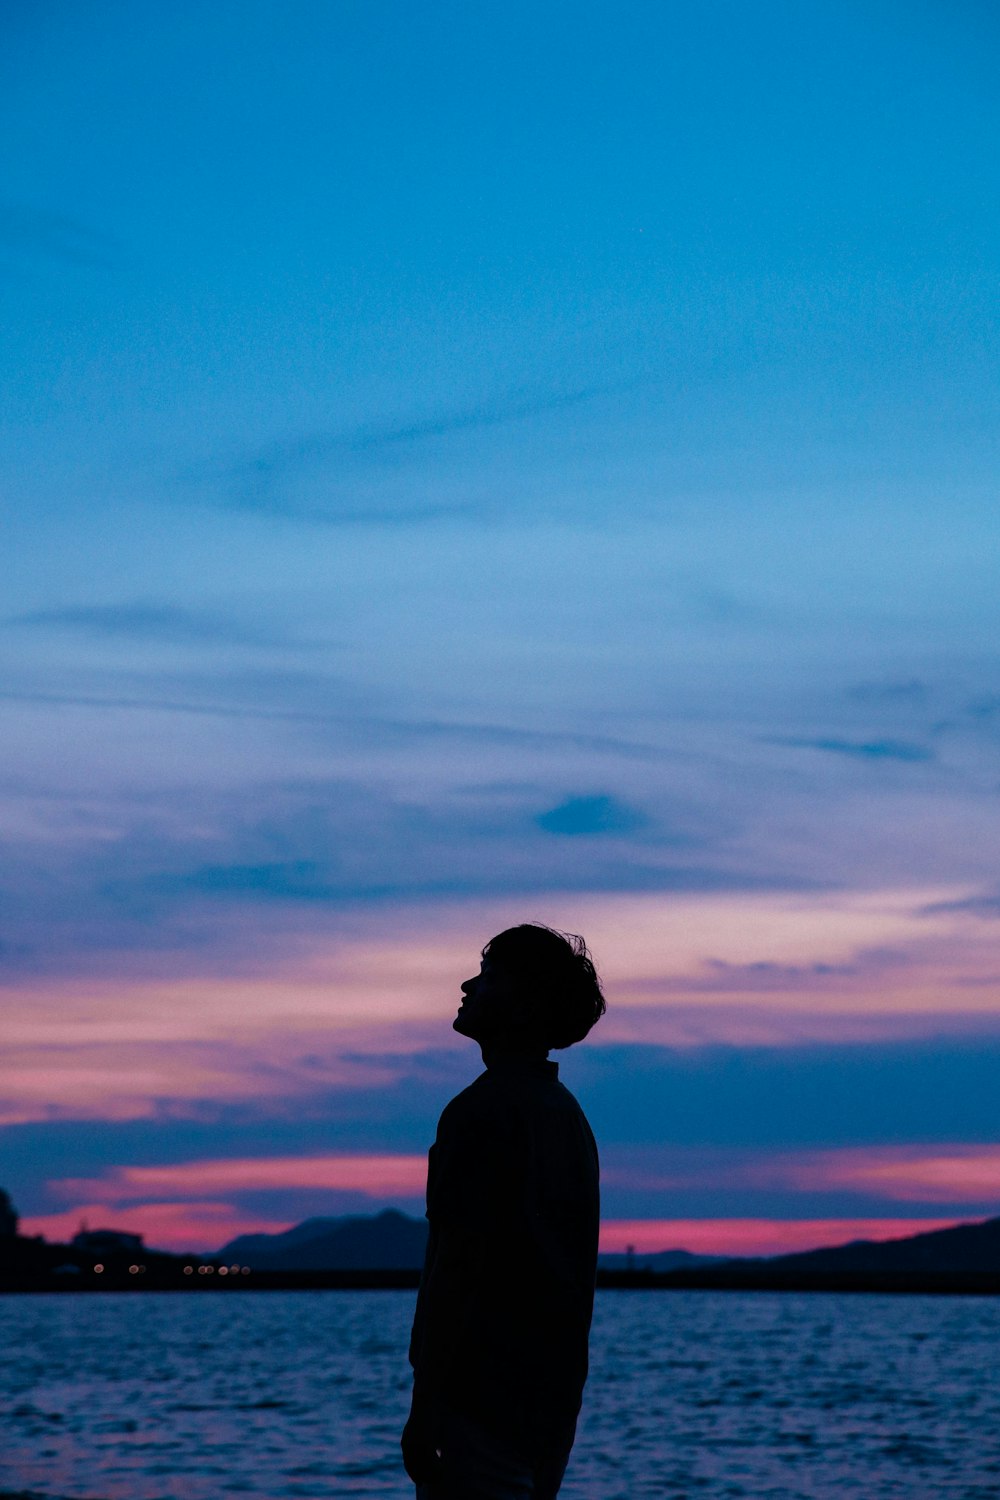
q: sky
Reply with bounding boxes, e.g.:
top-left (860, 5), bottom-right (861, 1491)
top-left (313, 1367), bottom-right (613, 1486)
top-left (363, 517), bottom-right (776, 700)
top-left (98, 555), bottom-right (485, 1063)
top-left (3, 0), bottom-right (1000, 1257)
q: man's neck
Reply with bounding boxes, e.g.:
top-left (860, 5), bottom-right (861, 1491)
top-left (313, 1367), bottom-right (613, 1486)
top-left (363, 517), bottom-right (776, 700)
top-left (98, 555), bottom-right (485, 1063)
top-left (480, 1039), bottom-right (550, 1068)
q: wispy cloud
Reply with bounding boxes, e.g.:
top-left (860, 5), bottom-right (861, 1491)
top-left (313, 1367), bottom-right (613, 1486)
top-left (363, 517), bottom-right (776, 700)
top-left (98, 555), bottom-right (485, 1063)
top-left (190, 380), bottom-right (632, 521)
top-left (768, 736), bottom-right (933, 763)
top-left (0, 202), bottom-right (116, 270)
top-left (0, 768), bottom-right (775, 977)
top-left (634, 945), bottom-right (907, 995)
top-left (568, 1033), bottom-right (1000, 1151)
top-left (7, 602), bottom-right (312, 650)
top-left (766, 1144), bottom-right (1000, 1204)
top-left (535, 794), bottom-right (648, 837)
top-left (598, 1139), bottom-right (1000, 1211)
top-left (52, 1152), bottom-right (428, 1204)
top-left (847, 679), bottom-right (930, 705)
top-left (920, 891), bottom-right (1000, 919)
top-left (0, 685), bottom-right (665, 757)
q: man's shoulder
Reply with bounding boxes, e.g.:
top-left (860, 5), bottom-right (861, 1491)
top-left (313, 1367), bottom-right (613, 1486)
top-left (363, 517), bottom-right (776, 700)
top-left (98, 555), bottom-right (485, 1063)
top-left (438, 1071), bottom-right (498, 1128)
top-left (553, 1075), bottom-right (591, 1116)
top-left (439, 1067), bottom-right (592, 1131)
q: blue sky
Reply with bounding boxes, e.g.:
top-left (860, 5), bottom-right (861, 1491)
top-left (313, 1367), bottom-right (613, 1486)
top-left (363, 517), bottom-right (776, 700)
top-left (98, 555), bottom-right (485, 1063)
top-left (3, 0), bottom-right (1000, 1252)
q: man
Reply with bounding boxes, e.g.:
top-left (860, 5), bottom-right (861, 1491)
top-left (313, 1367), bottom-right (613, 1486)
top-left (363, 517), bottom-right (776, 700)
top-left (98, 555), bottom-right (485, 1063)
top-left (402, 923), bottom-right (605, 1500)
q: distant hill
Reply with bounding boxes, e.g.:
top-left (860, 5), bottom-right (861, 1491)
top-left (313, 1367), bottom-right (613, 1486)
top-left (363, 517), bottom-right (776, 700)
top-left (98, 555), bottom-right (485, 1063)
top-left (756, 1214), bottom-right (1000, 1276)
top-left (216, 1209), bottom-right (429, 1270)
top-left (217, 1210), bottom-right (725, 1273)
top-left (215, 1210), bottom-right (1000, 1279)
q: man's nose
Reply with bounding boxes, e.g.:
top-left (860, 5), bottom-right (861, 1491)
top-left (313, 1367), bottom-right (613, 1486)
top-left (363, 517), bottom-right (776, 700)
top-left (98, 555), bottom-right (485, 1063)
top-left (460, 976), bottom-right (475, 995)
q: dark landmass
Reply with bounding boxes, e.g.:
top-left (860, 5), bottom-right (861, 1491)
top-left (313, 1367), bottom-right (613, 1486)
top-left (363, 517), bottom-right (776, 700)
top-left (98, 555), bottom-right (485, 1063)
top-left (3, 1198), bottom-right (1000, 1294)
top-left (0, 1223), bottom-right (225, 1293)
top-left (625, 1214), bottom-right (1000, 1294)
top-left (215, 1209), bottom-right (722, 1274)
top-left (683, 1206), bottom-right (1000, 1278)
top-left (216, 1208), bottom-right (428, 1270)
top-left (754, 1214), bottom-right (1000, 1276)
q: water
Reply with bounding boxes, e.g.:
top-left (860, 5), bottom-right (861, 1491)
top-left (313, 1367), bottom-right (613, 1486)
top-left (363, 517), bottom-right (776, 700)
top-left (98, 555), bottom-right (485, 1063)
top-left (1, 1289), bottom-right (999, 1499)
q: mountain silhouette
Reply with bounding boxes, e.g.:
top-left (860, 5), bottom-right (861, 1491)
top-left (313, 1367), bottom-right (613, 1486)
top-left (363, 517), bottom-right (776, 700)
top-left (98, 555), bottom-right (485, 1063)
top-left (212, 1206), bottom-right (1000, 1278)
top-left (216, 1208), bottom-right (430, 1270)
top-left (754, 1214), bottom-right (1000, 1275)
top-left (215, 1210), bottom-right (725, 1273)
top-left (213, 1209), bottom-right (1000, 1279)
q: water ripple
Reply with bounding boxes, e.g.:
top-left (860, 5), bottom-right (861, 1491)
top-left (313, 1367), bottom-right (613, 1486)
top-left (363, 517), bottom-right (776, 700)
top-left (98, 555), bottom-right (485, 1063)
top-left (0, 1290), bottom-right (998, 1498)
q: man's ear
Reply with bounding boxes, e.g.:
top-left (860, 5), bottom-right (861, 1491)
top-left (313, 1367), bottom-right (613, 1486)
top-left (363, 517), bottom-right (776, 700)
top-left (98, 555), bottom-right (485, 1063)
top-left (508, 990), bottom-right (542, 1030)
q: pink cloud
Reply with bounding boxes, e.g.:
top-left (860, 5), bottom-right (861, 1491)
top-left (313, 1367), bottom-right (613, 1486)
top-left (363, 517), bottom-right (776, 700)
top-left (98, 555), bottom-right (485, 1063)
top-left (26, 1153), bottom-right (431, 1253)
top-left (770, 1144), bottom-right (1000, 1203)
top-left (599, 1001), bottom-right (1000, 1048)
top-left (600, 1141), bottom-right (1000, 1204)
top-left (599, 1217), bottom-right (962, 1258)
top-left (20, 1200), bottom-right (295, 1254)
top-left (6, 884), bottom-right (1000, 1124)
top-left (52, 1152), bottom-right (429, 1203)
top-left (5, 880), bottom-right (1000, 1173)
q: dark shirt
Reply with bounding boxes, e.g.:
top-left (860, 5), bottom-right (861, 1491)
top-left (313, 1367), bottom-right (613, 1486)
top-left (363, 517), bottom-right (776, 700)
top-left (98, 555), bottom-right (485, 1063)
top-left (408, 1057), bottom-right (600, 1458)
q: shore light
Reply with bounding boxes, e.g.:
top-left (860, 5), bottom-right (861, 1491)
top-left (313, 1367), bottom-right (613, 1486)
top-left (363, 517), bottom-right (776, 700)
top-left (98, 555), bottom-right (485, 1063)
top-left (128, 1265), bottom-right (139, 1274)
top-left (94, 1264), bottom-right (104, 1274)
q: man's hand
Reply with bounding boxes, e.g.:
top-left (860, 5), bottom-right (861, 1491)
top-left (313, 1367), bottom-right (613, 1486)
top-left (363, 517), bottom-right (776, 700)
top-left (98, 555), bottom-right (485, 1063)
top-left (401, 1401), bottom-right (443, 1487)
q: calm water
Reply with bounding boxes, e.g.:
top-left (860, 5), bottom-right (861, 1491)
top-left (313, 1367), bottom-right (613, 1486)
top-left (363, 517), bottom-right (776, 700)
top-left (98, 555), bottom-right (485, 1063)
top-left (2, 1289), bottom-right (999, 1499)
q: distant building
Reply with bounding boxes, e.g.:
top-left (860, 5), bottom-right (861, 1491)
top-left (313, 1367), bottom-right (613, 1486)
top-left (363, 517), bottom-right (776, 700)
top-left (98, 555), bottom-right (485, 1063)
top-left (72, 1228), bottom-right (144, 1254)
top-left (0, 1190), bottom-right (17, 1237)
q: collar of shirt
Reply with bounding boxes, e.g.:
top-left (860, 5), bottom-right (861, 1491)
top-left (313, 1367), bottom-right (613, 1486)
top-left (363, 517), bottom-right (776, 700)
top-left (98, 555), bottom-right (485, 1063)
top-left (483, 1057), bottom-right (559, 1081)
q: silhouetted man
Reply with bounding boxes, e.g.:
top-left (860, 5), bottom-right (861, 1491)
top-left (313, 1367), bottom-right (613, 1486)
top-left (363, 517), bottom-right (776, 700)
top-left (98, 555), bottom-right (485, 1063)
top-left (402, 923), bottom-right (605, 1500)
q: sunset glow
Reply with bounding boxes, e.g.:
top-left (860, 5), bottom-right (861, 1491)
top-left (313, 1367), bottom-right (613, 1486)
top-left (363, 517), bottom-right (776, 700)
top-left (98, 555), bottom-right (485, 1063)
top-left (598, 1218), bottom-right (964, 1260)
top-left (4, 0), bottom-right (1000, 1262)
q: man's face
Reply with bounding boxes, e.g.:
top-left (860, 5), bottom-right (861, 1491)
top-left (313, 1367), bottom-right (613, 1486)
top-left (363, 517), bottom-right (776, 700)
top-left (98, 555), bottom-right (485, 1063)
top-left (453, 957), bottom-right (520, 1041)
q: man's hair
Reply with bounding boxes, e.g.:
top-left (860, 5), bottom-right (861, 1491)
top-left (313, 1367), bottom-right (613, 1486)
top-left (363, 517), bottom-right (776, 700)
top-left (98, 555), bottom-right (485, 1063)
top-left (481, 923), bottom-right (606, 1049)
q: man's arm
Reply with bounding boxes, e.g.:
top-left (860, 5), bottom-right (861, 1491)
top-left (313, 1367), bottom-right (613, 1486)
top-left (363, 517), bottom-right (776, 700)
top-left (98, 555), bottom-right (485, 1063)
top-left (402, 1218), bottom-right (479, 1484)
top-left (403, 1092), bottom-right (506, 1481)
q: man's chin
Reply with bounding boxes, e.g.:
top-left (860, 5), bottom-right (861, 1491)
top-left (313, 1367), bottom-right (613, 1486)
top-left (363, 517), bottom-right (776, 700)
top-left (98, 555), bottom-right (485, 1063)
top-left (452, 1010), bottom-right (475, 1038)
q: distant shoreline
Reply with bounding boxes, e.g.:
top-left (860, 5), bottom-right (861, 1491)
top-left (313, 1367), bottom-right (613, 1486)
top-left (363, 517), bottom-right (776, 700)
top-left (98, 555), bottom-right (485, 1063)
top-left (3, 1267), bottom-right (1000, 1296)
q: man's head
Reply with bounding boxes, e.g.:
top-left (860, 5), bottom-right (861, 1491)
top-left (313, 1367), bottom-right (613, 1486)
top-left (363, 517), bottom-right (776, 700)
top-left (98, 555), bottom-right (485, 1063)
top-left (454, 923), bottom-right (606, 1053)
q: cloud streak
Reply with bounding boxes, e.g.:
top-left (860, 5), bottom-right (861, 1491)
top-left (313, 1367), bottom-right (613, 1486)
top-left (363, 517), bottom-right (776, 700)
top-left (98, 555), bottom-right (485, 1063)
top-left (53, 1152), bottom-right (428, 1203)
top-left (187, 379), bottom-right (637, 522)
top-left (0, 202), bottom-right (116, 270)
top-left (770, 1144), bottom-right (1000, 1204)
top-left (0, 687), bottom-right (664, 758)
top-left (7, 603), bottom-right (315, 651)
top-left (535, 794), bottom-right (648, 837)
top-left (768, 736), bottom-right (934, 763)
